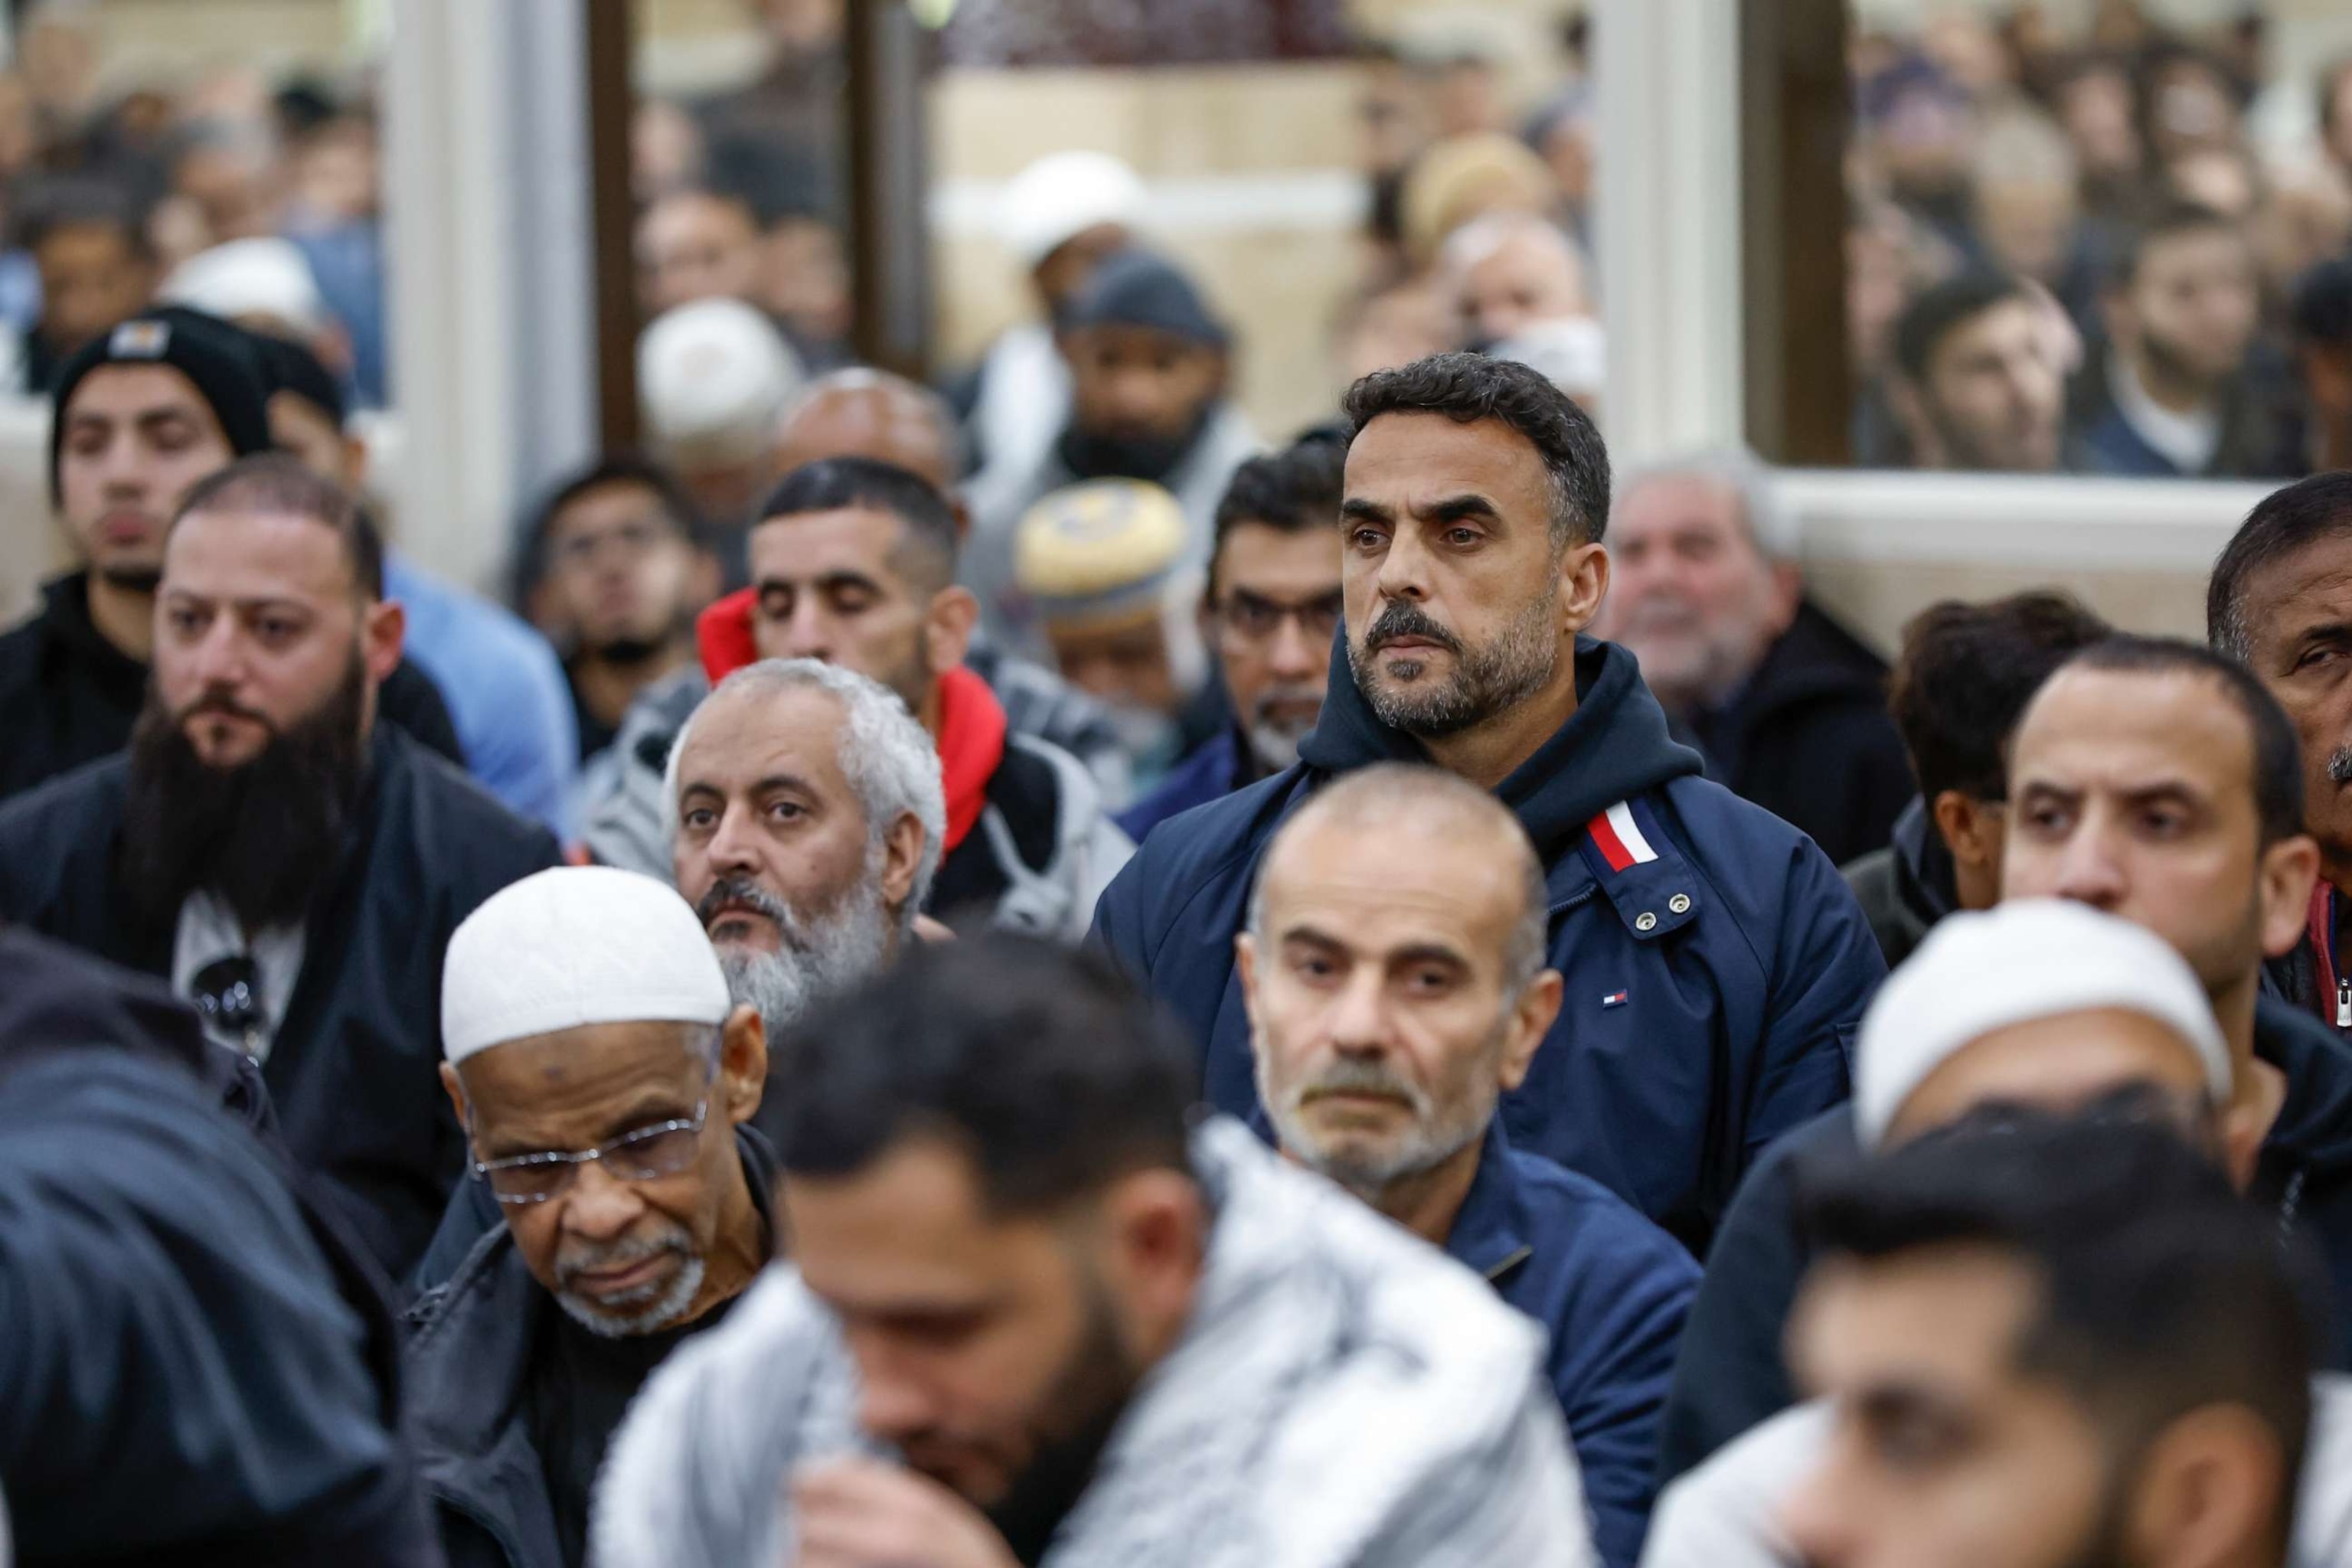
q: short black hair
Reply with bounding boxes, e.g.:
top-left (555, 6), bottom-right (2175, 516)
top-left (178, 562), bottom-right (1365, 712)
top-left (756, 455), bottom-right (962, 593)
top-left (523, 452), bottom-right (701, 583)
top-left (2113, 201), bottom-right (2245, 289)
top-left (1799, 1111), bottom-right (2317, 1516)
top-left (1891, 591), bottom-right (2112, 802)
top-left (15, 177), bottom-right (153, 260)
top-left (2208, 473), bottom-right (2352, 663)
top-left (1209, 427), bottom-right (1346, 597)
top-left (1341, 351), bottom-right (1612, 547)
top-left (762, 936), bottom-right (1199, 1215)
top-left (1891, 272), bottom-right (2028, 384)
top-left (172, 452), bottom-right (383, 599)
top-left (2052, 635), bottom-right (2306, 848)
top-left (2292, 256), bottom-right (2352, 348)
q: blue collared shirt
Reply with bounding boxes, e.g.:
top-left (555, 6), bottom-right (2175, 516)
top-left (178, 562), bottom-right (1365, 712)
top-left (1444, 1120), bottom-right (1700, 1568)
top-left (384, 554), bottom-right (578, 841)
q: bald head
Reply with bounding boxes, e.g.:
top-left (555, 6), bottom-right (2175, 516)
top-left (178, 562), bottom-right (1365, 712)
top-left (1252, 764), bottom-right (1549, 992)
top-left (773, 368), bottom-right (965, 496)
top-left (1241, 763), bottom-right (1561, 1207)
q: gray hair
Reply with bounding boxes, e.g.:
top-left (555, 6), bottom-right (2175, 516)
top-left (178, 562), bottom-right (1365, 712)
top-left (1247, 764), bottom-right (1550, 996)
top-left (1614, 446), bottom-right (1799, 562)
top-left (664, 658), bottom-right (949, 929)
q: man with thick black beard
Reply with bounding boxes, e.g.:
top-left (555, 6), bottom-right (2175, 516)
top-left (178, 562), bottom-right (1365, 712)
top-left (0, 453), bottom-right (562, 1279)
top-left (965, 248), bottom-right (1259, 658)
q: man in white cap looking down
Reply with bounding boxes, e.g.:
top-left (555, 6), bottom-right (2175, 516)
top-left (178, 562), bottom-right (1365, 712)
top-left (404, 865), bottom-right (777, 1568)
top-left (1638, 898), bottom-right (2352, 1568)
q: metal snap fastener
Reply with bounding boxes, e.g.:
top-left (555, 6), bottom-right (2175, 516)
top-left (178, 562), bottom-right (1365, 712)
top-left (1635, 912), bottom-right (1658, 933)
top-left (1668, 893), bottom-right (1691, 915)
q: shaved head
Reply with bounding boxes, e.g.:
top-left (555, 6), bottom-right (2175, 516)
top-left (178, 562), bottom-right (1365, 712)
top-left (774, 368), bottom-right (965, 496)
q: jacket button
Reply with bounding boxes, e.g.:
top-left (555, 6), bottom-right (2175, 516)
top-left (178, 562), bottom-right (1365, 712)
top-left (1668, 893), bottom-right (1692, 915)
top-left (1635, 912), bottom-right (1658, 933)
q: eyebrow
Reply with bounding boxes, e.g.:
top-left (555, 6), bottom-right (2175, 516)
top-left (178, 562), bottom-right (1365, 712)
top-left (758, 570), bottom-right (886, 596)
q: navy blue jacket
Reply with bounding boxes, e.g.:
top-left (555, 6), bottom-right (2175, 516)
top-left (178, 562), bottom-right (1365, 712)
top-left (1653, 993), bottom-right (2352, 1488)
top-left (1445, 1122), bottom-right (1698, 1568)
top-left (1094, 636), bottom-right (1883, 1253)
top-left (1117, 727), bottom-right (1246, 843)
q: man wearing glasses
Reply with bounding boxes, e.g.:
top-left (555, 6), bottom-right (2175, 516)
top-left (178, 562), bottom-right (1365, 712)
top-left (1116, 432), bottom-right (1347, 844)
top-left (408, 865), bottom-right (776, 1568)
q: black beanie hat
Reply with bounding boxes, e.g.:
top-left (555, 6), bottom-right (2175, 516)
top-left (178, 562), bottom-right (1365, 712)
top-left (1063, 248), bottom-right (1230, 349)
top-left (48, 307), bottom-right (276, 507)
top-left (252, 330), bottom-right (349, 428)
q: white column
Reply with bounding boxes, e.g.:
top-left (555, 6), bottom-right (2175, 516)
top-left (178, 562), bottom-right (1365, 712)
top-left (1595, 0), bottom-right (1746, 465)
top-left (383, 0), bottom-right (598, 595)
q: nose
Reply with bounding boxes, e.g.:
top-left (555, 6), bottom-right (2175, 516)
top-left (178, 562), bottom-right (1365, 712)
top-left (703, 799), bottom-right (764, 876)
top-left (1267, 613), bottom-right (1320, 681)
top-left (775, 596), bottom-right (834, 663)
top-left (1372, 524), bottom-right (1433, 606)
top-left (1776, 1453), bottom-right (1859, 1568)
top-left (559, 1158), bottom-right (648, 1243)
top-left (1324, 969), bottom-right (1396, 1056)
top-left (1106, 366), bottom-right (1167, 426)
top-left (850, 1332), bottom-right (939, 1443)
top-left (2050, 824), bottom-right (2128, 912)
top-left (184, 616), bottom-right (250, 694)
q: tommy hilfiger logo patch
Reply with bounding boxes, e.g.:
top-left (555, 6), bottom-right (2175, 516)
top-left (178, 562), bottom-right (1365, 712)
top-left (1586, 801), bottom-right (1659, 873)
top-left (1602, 990), bottom-right (1629, 1008)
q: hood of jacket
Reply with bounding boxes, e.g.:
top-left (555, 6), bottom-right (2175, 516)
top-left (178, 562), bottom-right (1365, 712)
top-left (1300, 632), bottom-right (1703, 864)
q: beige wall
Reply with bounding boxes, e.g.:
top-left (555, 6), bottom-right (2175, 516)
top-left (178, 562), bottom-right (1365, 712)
top-left (1806, 559), bottom-right (2209, 655)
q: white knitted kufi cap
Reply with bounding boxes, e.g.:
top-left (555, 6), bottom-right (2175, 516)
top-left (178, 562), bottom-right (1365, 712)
top-left (441, 867), bottom-right (731, 1064)
top-left (1854, 898), bottom-right (2232, 1149)
top-left (636, 297), bottom-right (804, 467)
top-left (996, 150), bottom-right (1146, 269)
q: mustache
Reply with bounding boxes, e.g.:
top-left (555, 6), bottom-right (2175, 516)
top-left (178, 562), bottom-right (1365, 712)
top-left (1289, 1057), bottom-right (1431, 1118)
top-left (178, 688), bottom-right (279, 733)
top-left (556, 1221), bottom-right (693, 1300)
top-left (2330, 749), bottom-right (2352, 788)
top-left (1361, 601), bottom-right (1462, 655)
top-left (696, 877), bottom-right (805, 940)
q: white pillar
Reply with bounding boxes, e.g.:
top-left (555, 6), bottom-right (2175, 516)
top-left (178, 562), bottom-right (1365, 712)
top-left (1595, 0), bottom-right (1746, 465)
top-left (383, 0), bottom-right (598, 595)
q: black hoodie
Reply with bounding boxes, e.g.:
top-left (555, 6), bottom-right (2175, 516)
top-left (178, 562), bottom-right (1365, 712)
top-left (1097, 636), bottom-right (1886, 1253)
top-left (0, 927), bottom-right (440, 1566)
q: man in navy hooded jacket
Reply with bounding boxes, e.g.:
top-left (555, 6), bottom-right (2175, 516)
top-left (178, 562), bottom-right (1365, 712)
top-left (1093, 353), bottom-right (1884, 1253)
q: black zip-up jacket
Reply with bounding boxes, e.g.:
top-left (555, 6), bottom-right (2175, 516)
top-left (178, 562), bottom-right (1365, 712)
top-left (1684, 601), bottom-right (1914, 868)
top-left (0, 725), bottom-right (563, 1277)
top-left (403, 1129), bottom-right (779, 1568)
top-left (1839, 796), bottom-right (1958, 971)
top-left (0, 927), bottom-right (442, 1566)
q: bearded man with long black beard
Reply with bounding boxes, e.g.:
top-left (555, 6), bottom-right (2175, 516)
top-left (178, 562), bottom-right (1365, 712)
top-left (0, 453), bottom-right (563, 1280)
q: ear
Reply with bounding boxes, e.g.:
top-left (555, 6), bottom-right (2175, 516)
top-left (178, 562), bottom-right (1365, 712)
top-left (1932, 789), bottom-right (1995, 867)
top-left (2256, 832), bottom-right (2321, 961)
top-left (1559, 539), bottom-right (1611, 635)
top-left (364, 598), bottom-right (405, 684)
top-left (1883, 376), bottom-right (1942, 465)
top-left (877, 808), bottom-right (926, 916)
top-left (340, 433), bottom-right (371, 494)
top-left (1235, 929), bottom-right (1264, 1031)
top-left (439, 1060), bottom-right (472, 1149)
top-left (1097, 1167), bottom-right (1209, 1352)
top-left (2122, 1405), bottom-right (2289, 1568)
top-left (925, 584), bottom-right (978, 675)
top-left (719, 1003), bottom-right (768, 1124)
top-left (1498, 969), bottom-right (1563, 1093)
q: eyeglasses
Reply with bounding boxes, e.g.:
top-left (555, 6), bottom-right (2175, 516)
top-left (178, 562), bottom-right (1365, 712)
top-left (191, 956), bottom-right (263, 1051)
top-left (1217, 590), bottom-right (1344, 647)
top-left (474, 1099), bottom-right (712, 1205)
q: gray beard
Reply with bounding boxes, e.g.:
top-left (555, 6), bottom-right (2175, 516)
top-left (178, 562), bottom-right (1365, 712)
top-left (557, 1253), bottom-right (707, 1338)
top-left (717, 876), bottom-right (892, 1037)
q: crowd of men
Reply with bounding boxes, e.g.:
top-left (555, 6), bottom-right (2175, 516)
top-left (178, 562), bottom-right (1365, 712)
top-left (8, 7), bottom-right (2352, 1568)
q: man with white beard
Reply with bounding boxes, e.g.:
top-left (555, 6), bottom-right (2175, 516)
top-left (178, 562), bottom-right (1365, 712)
top-left (665, 658), bottom-right (945, 1034)
top-left (406, 865), bottom-right (780, 1568)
